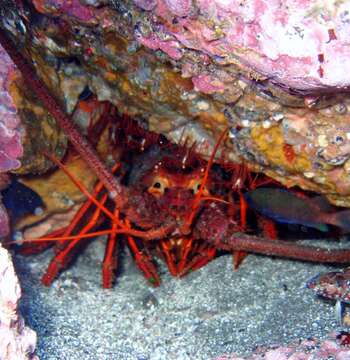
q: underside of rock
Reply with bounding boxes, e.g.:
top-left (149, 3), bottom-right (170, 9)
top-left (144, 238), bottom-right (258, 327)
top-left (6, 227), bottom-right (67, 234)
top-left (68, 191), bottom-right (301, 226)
top-left (2, 1), bottom-right (350, 206)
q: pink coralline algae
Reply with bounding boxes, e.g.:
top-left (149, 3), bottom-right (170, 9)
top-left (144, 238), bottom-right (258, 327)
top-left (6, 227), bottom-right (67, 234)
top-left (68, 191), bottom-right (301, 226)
top-left (135, 30), bottom-right (183, 60)
top-left (134, 0), bottom-right (158, 11)
top-left (6, 0), bottom-right (350, 207)
top-left (0, 44), bottom-right (23, 238)
top-left (217, 332), bottom-right (350, 360)
top-left (192, 74), bottom-right (226, 94)
top-left (0, 244), bottom-right (38, 359)
top-left (0, 199), bottom-right (9, 239)
top-left (163, 0), bottom-right (193, 17)
top-left (32, 0), bottom-right (95, 22)
top-left (307, 267), bottom-right (350, 304)
top-left (133, 0), bottom-right (350, 93)
top-left (0, 45), bottom-right (22, 172)
top-left (307, 267), bottom-right (350, 325)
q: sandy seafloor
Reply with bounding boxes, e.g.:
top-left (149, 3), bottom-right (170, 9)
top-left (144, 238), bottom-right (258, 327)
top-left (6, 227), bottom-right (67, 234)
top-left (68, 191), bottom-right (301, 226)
top-left (12, 237), bottom-right (350, 360)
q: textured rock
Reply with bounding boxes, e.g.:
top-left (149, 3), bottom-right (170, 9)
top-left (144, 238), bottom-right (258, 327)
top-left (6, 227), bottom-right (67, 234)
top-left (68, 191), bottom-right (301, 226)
top-left (0, 44), bottom-right (23, 173)
top-left (217, 332), bottom-right (350, 359)
top-left (136, 0), bottom-right (350, 93)
top-left (0, 43), bottom-right (23, 237)
top-left (0, 244), bottom-right (38, 359)
top-left (12, 97), bottom-right (112, 231)
top-left (2, 1), bottom-right (350, 205)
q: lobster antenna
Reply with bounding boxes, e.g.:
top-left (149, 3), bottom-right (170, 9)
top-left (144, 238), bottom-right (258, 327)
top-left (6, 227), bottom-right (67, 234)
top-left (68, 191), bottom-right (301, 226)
top-left (182, 127), bottom-right (229, 232)
top-left (44, 152), bottom-right (126, 228)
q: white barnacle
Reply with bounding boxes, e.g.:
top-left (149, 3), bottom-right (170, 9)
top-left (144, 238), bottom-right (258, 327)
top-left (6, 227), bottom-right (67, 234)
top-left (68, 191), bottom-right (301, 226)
top-left (196, 100), bottom-right (210, 111)
top-left (262, 120), bottom-right (271, 129)
top-left (241, 119), bottom-right (250, 127)
top-left (303, 171), bottom-right (315, 179)
top-left (333, 103), bottom-right (347, 115)
top-left (271, 112), bottom-right (284, 122)
top-left (229, 128), bottom-right (238, 139)
top-left (313, 176), bottom-right (326, 184)
top-left (317, 134), bottom-right (328, 147)
top-left (64, 198), bottom-right (75, 207)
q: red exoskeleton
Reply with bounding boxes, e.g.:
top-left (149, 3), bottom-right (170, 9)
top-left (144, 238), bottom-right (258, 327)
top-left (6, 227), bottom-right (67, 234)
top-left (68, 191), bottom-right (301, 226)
top-left (2, 26), bottom-right (350, 290)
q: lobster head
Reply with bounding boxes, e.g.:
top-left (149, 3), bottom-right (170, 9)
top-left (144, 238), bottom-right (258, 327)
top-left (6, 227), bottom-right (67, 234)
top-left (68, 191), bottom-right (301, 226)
top-left (144, 166), bottom-right (209, 219)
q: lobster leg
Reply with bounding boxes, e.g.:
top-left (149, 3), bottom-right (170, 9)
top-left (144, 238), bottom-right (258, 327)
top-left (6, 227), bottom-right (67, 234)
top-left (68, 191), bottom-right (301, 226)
top-left (158, 240), bottom-right (179, 276)
top-left (258, 216), bottom-right (278, 240)
top-left (41, 193), bottom-right (108, 286)
top-left (177, 237), bottom-right (195, 275)
top-left (125, 220), bottom-right (160, 286)
top-left (127, 236), bottom-right (160, 286)
top-left (233, 193), bottom-right (249, 270)
top-left (19, 227), bottom-right (68, 255)
top-left (53, 163), bottom-right (121, 254)
top-left (179, 243), bottom-right (217, 276)
top-left (102, 209), bottom-right (120, 288)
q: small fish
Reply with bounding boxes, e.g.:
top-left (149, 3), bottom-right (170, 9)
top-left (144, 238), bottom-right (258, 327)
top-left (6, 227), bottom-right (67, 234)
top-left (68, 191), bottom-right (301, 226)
top-left (244, 187), bottom-right (350, 232)
top-left (307, 268), bottom-right (350, 325)
top-left (1, 179), bottom-right (44, 223)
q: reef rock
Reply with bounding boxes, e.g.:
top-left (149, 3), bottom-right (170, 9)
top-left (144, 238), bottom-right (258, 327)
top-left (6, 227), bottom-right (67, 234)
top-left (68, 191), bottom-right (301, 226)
top-left (0, 43), bottom-right (23, 237)
top-left (217, 331), bottom-right (350, 359)
top-left (2, 1), bottom-right (350, 205)
top-left (0, 244), bottom-right (38, 359)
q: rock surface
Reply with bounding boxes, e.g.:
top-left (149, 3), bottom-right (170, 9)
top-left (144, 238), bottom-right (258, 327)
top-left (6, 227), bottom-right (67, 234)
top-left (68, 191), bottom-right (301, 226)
top-left (217, 332), bottom-right (350, 360)
top-left (0, 43), bottom-right (23, 237)
top-left (3, 1), bottom-right (350, 206)
top-left (0, 244), bottom-right (38, 360)
top-left (0, 44), bottom-right (22, 173)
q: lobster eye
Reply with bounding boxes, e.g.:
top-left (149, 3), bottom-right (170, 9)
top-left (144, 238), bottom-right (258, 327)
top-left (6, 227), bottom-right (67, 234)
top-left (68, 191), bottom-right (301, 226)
top-left (151, 180), bottom-right (165, 193)
top-left (194, 182), bottom-right (201, 193)
top-left (153, 182), bottom-right (161, 189)
top-left (187, 178), bottom-right (210, 196)
top-left (148, 176), bottom-right (169, 197)
top-left (190, 180), bottom-right (204, 194)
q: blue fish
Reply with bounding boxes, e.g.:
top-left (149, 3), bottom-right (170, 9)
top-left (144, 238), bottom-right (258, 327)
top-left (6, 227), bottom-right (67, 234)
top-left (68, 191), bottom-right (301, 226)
top-left (1, 179), bottom-right (44, 223)
top-left (244, 187), bottom-right (350, 233)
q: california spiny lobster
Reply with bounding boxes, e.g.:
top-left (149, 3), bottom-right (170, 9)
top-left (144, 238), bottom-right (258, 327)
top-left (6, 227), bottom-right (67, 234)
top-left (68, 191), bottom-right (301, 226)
top-left (17, 111), bottom-right (275, 287)
top-left (2, 27), bottom-right (350, 289)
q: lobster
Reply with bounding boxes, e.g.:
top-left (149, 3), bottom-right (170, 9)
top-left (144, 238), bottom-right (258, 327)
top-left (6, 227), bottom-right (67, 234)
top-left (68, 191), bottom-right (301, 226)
top-left (15, 113), bottom-right (257, 287)
top-left (2, 27), bottom-right (350, 289)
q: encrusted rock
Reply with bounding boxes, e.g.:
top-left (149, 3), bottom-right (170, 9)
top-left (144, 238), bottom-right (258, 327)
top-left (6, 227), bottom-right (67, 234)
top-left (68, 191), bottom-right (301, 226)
top-left (0, 244), bottom-right (38, 359)
top-left (3, 1), bottom-right (350, 205)
top-left (0, 43), bottom-right (23, 237)
top-left (217, 331), bottom-right (350, 359)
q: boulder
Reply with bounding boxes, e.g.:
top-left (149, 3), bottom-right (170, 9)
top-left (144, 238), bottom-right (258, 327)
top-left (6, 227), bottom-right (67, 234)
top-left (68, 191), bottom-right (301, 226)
top-left (2, 1), bottom-right (350, 205)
